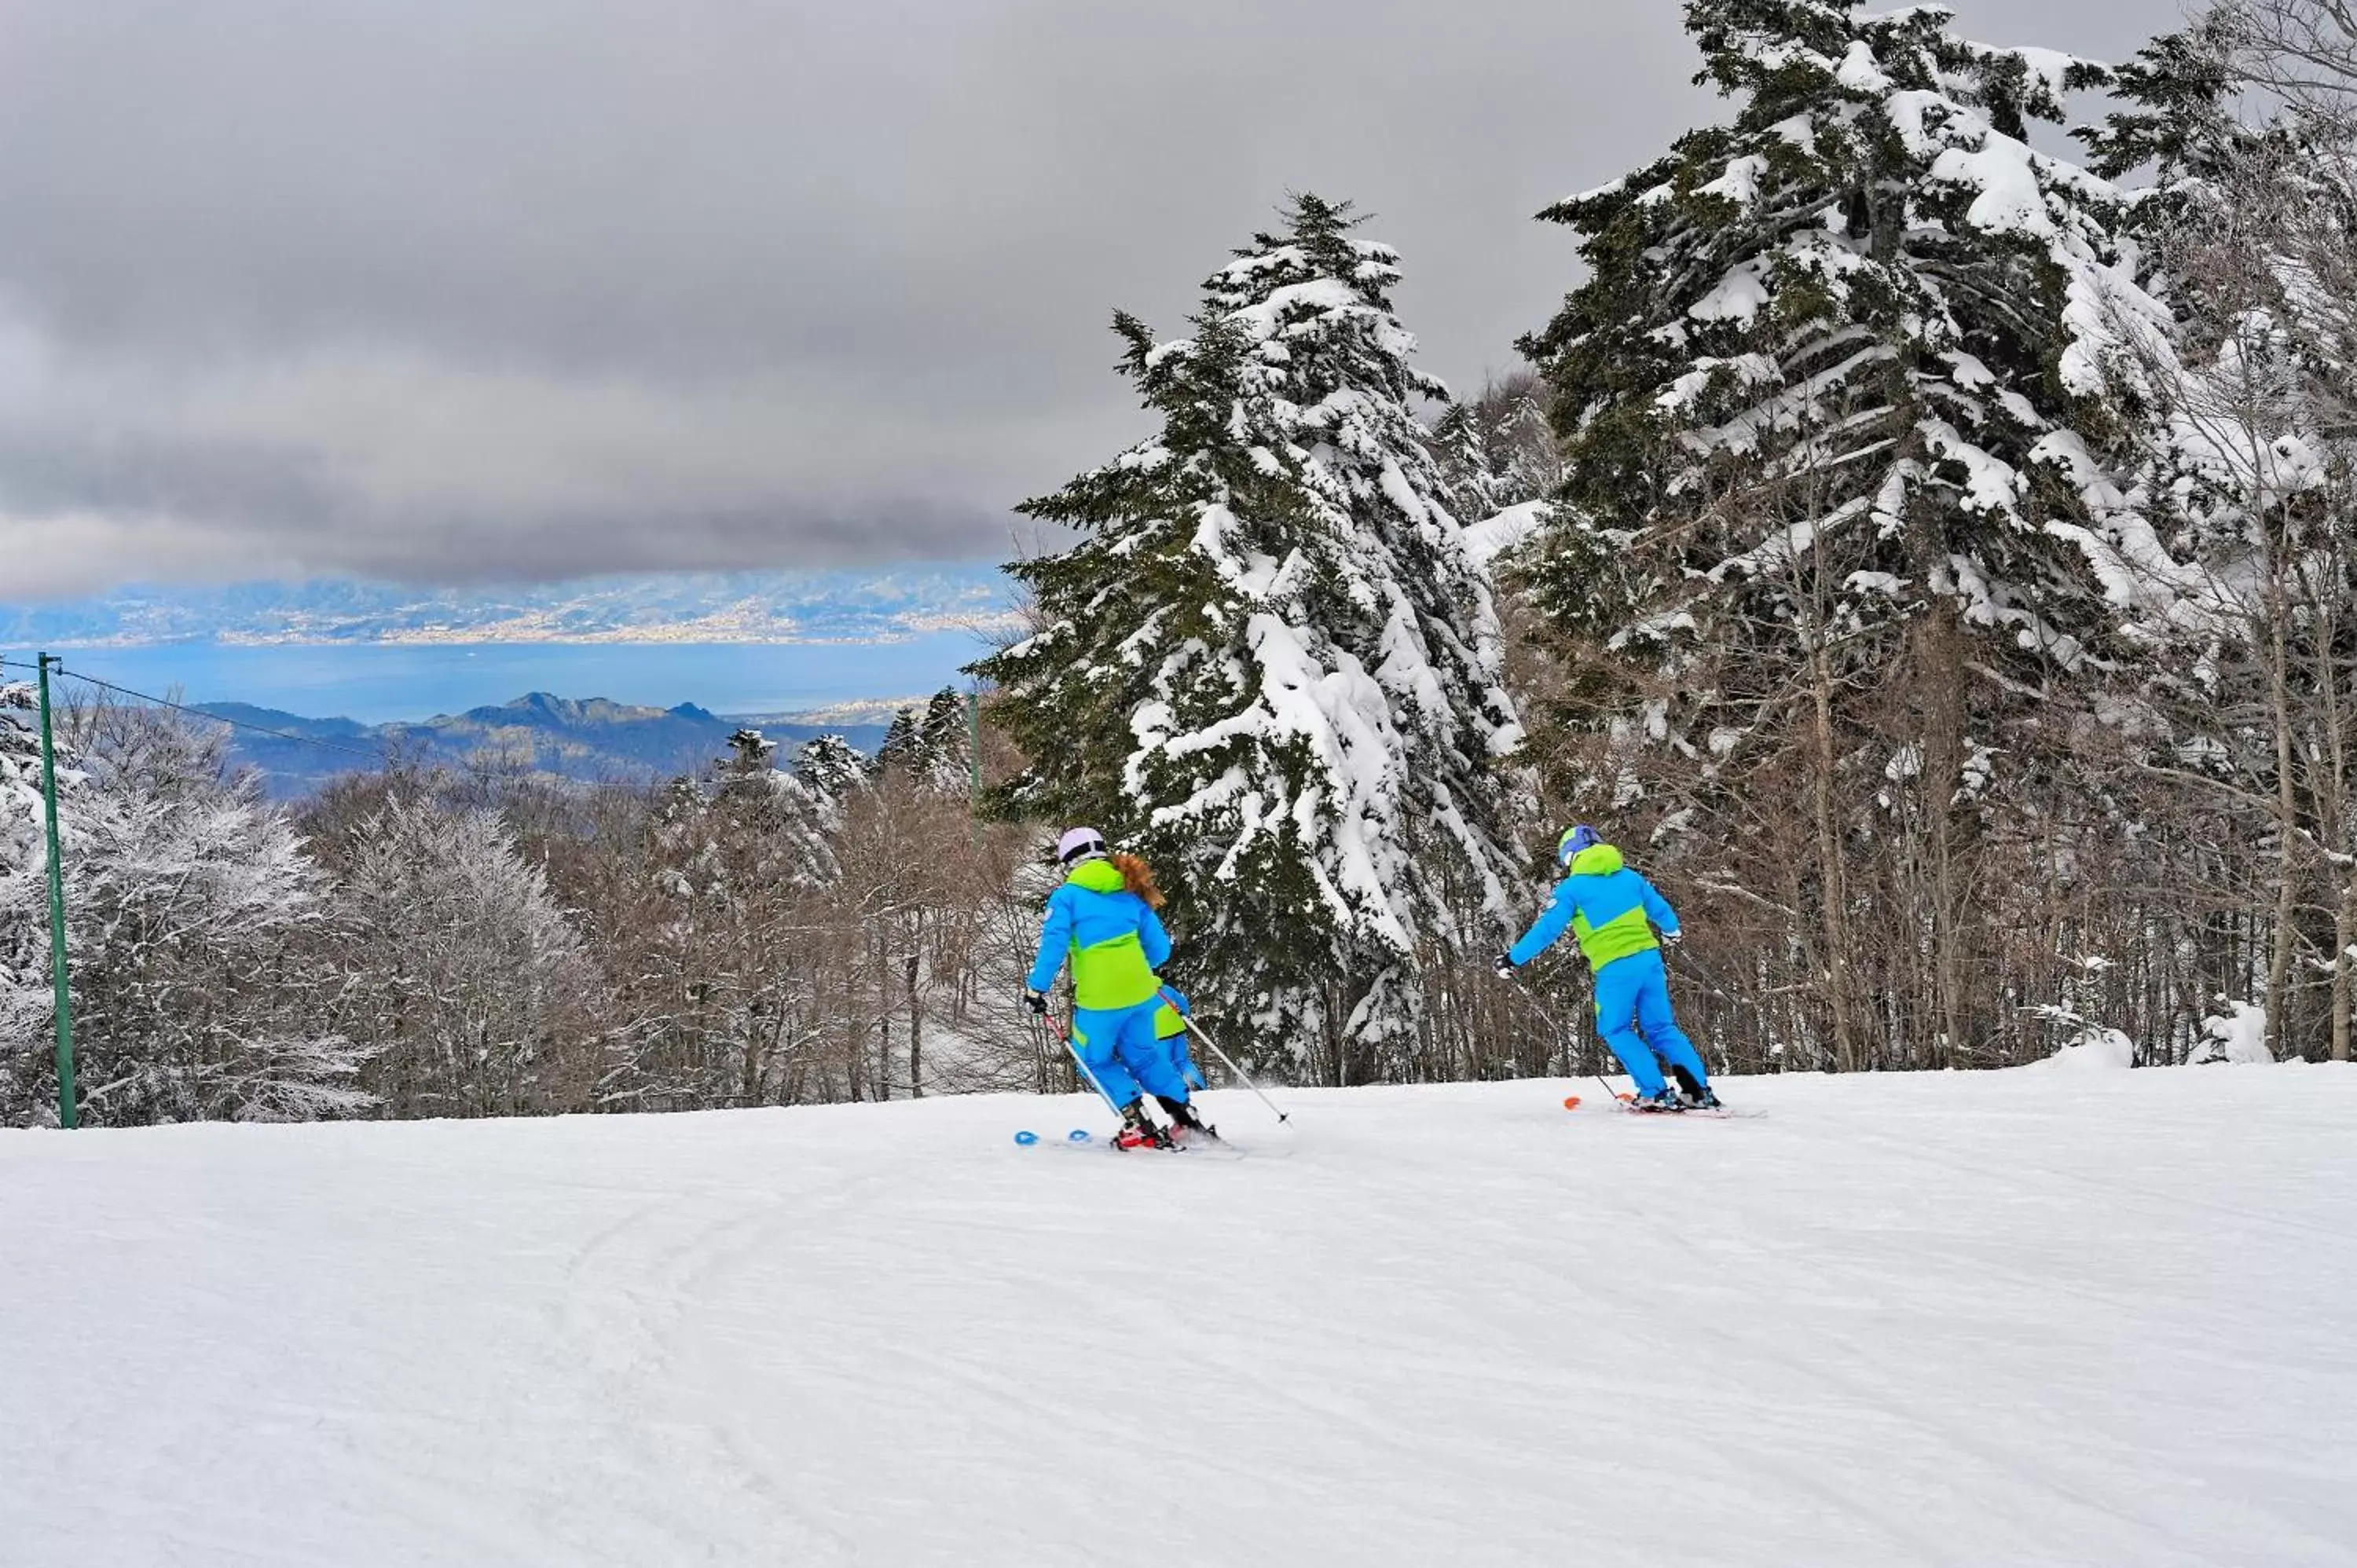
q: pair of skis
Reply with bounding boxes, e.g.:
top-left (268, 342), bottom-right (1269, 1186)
top-left (1563, 1091), bottom-right (1766, 1120)
top-left (1012, 1126), bottom-right (1248, 1158)
top-left (1022, 996), bottom-right (1284, 1156)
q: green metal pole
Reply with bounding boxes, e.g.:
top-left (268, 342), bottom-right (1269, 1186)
top-left (966, 687), bottom-right (983, 851)
top-left (35, 654), bottom-right (76, 1129)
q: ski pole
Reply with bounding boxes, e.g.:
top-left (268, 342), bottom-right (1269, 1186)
top-left (1665, 940), bottom-right (1744, 1005)
top-left (1495, 959), bottom-right (1565, 1070)
top-left (1501, 962), bottom-right (1628, 1102)
top-left (1658, 943), bottom-right (1731, 1088)
top-left (1158, 990), bottom-right (1290, 1124)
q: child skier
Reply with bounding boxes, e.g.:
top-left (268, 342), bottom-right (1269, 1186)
top-left (1023, 828), bottom-right (1204, 1149)
top-left (1150, 986), bottom-right (1216, 1140)
top-left (1493, 825), bottom-right (1719, 1112)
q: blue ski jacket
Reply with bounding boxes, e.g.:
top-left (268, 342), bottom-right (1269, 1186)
top-left (1508, 841), bottom-right (1681, 973)
top-left (1026, 859), bottom-right (1172, 1009)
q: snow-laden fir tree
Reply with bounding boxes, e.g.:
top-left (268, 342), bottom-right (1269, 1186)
top-left (1429, 372), bottom-right (1564, 526)
top-left (973, 195), bottom-right (1524, 1083)
top-left (707, 724), bottom-right (839, 888)
top-left (918, 687), bottom-right (973, 795)
top-left (874, 706), bottom-right (924, 777)
top-left (872, 688), bottom-right (975, 795)
top-left (718, 727), bottom-right (779, 797)
top-left (1516, 2), bottom-right (2168, 1068)
top-left (0, 683), bottom-right (65, 1115)
top-left (792, 733), bottom-right (870, 808)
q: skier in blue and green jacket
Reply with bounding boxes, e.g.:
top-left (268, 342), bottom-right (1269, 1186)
top-left (1023, 828), bottom-right (1212, 1148)
top-left (1149, 986), bottom-right (1211, 1132)
top-left (1493, 825), bottom-right (1718, 1112)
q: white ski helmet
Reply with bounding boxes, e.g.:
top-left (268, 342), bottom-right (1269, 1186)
top-left (1056, 827), bottom-right (1109, 866)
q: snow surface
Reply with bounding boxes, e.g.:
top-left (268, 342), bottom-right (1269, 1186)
top-left (7, 1070), bottom-right (2355, 1566)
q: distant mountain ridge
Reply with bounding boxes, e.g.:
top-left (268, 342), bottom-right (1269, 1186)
top-left (203, 693), bottom-right (893, 797)
top-left (2, 566), bottom-right (1015, 647)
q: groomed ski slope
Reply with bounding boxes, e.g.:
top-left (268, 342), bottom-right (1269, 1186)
top-left (5, 1068), bottom-right (2352, 1568)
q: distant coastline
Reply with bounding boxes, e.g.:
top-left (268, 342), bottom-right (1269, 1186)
top-left (20, 636), bottom-right (990, 728)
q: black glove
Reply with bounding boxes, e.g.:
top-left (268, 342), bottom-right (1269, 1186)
top-left (1491, 949), bottom-right (1517, 980)
top-left (1661, 929), bottom-right (1684, 947)
top-left (1022, 988), bottom-right (1050, 1017)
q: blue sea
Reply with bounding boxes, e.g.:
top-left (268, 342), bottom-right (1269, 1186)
top-left (14, 633), bottom-right (992, 724)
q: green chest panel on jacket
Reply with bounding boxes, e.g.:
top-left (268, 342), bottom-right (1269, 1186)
top-left (1072, 932), bottom-right (1158, 1010)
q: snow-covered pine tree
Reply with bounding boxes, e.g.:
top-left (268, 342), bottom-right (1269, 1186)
top-left (1516, 2), bottom-right (2166, 1069)
top-left (2076, 21), bottom-right (2245, 194)
top-left (792, 733), bottom-right (870, 807)
top-left (711, 725), bottom-right (838, 888)
top-left (1431, 402), bottom-right (1508, 526)
top-left (717, 727), bottom-right (779, 796)
top-left (873, 706), bottom-right (925, 779)
top-left (1430, 372), bottom-right (1563, 525)
top-left (918, 687), bottom-right (973, 795)
top-left (973, 195), bottom-right (1524, 1083)
top-left (869, 689), bottom-right (972, 794)
top-left (0, 683), bottom-right (67, 1119)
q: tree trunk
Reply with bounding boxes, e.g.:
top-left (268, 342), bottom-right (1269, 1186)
top-left (2267, 592), bottom-right (2300, 1060)
top-left (906, 951), bottom-right (925, 1097)
top-left (1918, 599), bottom-right (1974, 1071)
top-left (2335, 880), bottom-right (2355, 1064)
top-left (1808, 634), bottom-right (1860, 1073)
top-left (2305, 546), bottom-right (2352, 1064)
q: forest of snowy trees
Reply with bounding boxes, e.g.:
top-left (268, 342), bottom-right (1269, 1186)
top-left (0, 683), bottom-right (1053, 1124)
top-left (4, 0), bottom-right (2353, 1126)
top-left (1509, 0), bottom-right (2357, 1075)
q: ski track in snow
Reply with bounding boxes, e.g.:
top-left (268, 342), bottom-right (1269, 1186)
top-left (5, 1068), bottom-right (2353, 1567)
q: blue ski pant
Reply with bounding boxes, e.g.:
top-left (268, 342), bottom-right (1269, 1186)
top-left (1593, 948), bottom-right (1708, 1097)
top-left (1071, 1000), bottom-right (1189, 1108)
top-left (1154, 1028), bottom-right (1204, 1094)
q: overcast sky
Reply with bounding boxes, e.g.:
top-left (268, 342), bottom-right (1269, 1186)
top-left (0, 0), bottom-right (2174, 599)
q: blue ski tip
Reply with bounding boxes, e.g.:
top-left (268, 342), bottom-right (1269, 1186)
top-left (1014, 1130), bottom-right (1039, 1146)
top-left (1068, 1129), bottom-right (1092, 1142)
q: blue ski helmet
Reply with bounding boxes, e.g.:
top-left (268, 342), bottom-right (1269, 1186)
top-left (1556, 824), bottom-right (1603, 866)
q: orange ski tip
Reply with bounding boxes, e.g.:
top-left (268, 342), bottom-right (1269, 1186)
top-left (1562, 1094), bottom-right (1582, 1110)
top-left (1615, 1092), bottom-right (1635, 1102)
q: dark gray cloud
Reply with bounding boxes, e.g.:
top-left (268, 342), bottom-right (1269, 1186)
top-left (0, 0), bottom-right (2175, 597)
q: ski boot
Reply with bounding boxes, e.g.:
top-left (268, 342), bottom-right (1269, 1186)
top-left (1113, 1101), bottom-right (1175, 1151)
top-left (1667, 1064), bottom-right (1720, 1110)
top-left (1628, 1088), bottom-right (1685, 1114)
top-left (1156, 1094), bottom-right (1219, 1141)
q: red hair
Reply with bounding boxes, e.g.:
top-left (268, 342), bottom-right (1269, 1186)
top-left (1109, 852), bottom-right (1165, 909)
